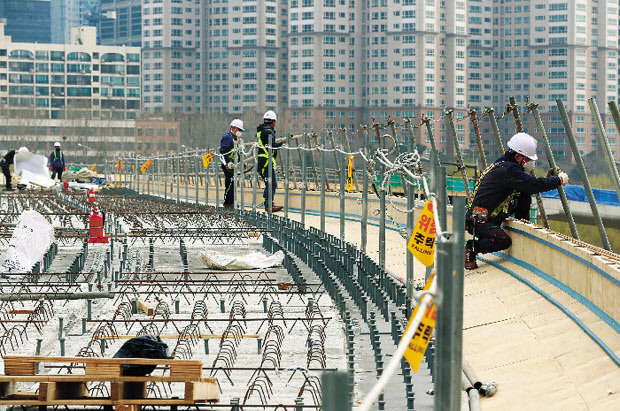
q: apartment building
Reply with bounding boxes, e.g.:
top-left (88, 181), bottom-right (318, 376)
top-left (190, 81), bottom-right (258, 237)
top-left (141, 0), bottom-right (202, 113)
top-left (468, 0), bottom-right (619, 160)
top-left (0, 0), bottom-right (52, 43)
top-left (100, 0), bottom-right (144, 47)
top-left (203, 0), bottom-right (288, 115)
top-left (0, 22), bottom-right (141, 158)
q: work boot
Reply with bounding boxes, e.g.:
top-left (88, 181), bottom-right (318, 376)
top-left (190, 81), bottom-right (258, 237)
top-left (465, 243), bottom-right (478, 270)
top-left (4, 186), bottom-right (14, 192)
top-left (264, 204), bottom-right (283, 212)
top-left (223, 203), bottom-right (233, 209)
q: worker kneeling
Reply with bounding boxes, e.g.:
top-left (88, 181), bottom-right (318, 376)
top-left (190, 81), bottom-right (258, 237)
top-left (465, 133), bottom-right (568, 270)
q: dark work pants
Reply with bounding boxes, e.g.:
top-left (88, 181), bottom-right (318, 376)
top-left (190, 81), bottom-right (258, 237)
top-left (261, 168), bottom-right (277, 204)
top-left (51, 167), bottom-right (63, 181)
top-left (221, 165), bottom-right (234, 206)
top-left (470, 222), bottom-right (512, 254)
top-left (1, 163), bottom-right (11, 189)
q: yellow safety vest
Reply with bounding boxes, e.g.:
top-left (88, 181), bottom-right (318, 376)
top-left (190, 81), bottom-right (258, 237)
top-left (257, 130), bottom-right (276, 172)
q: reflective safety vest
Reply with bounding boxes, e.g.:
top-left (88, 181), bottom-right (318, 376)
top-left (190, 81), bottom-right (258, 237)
top-left (257, 130), bottom-right (276, 172)
top-left (52, 150), bottom-right (63, 165)
top-left (468, 161), bottom-right (519, 219)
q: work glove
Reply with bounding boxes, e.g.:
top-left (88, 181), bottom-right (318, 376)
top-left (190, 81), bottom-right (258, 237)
top-left (50, 167), bottom-right (53, 171)
top-left (63, 167), bottom-right (66, 171)
top-left (558, 172), bottom-right (569, 185)
top-left (227, 162), bottom-right (234, 169)
top-left (546, 167), bottom-right (562, 177)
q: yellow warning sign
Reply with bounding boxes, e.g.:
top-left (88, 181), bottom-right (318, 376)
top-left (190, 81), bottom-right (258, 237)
top-left (202, 153), bottom-right (214, 169)
top-left (407, 201), bottom-right (436, 267)
top-left (346, 155), bottom-right (354, 192)
top-left (401, 274), bottom-right (436, 372)
top-left (140, 160), bottom-right (152, 174)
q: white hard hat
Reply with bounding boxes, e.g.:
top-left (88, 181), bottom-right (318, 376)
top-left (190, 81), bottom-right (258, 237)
top-left (54, 141), bottom-right (61, 147)
top-left (18, 146), bottom-right (29, 154)
top-left (263, 110), bottom-right (277, 121)
top-left (230, 119), bottom-right (244, 131)
top-left (507, 132), bottom-right (538, 161)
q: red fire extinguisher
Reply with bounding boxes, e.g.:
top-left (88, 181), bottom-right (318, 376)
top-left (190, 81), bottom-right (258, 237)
top-left (87, 189), bottom-right (96, 204)
top-left (88, 207), bottom-right (109, 244)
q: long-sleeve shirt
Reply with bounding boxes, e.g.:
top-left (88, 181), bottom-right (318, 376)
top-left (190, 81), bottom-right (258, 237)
top-left (49, 149), bottom-right (65, 168)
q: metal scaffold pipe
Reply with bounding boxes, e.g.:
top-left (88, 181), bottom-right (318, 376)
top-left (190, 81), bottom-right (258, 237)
top-left (529, 103), bottom-right (579, 240)
top-left (469, 109), bottom-right (488, 169)
top-left (557, 99), bottom-right (612, 251)
top-left (509, 96), bottom-right (550, 228)
top-left (446, 110), bottom-right (472, 200)
top-left (361, 126), bottom-right (369, 253)
top-left (595, 100), bottom-right (620, 201)
top-left (486, 107), bottom-right (505, 154)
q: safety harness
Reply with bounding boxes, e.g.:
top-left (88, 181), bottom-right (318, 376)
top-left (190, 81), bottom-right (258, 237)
top-left (467, 161), bottom-right (519, 221)
top-left (257, 130), bottom-right (276, 174)
top-left (52, 150), bottom-right (63, 166)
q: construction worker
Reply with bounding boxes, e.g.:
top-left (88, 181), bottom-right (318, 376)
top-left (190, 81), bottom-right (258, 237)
top-left (49, 142), bottom-right (66, 182)
top-left (257, 110), bottom-right (285, 212)
top-left (220, 119), bottom-right (245, 208)
top-left (0, 148), bottom-right (18, 191)
top-left (465, 132), bottom-right (568, 269)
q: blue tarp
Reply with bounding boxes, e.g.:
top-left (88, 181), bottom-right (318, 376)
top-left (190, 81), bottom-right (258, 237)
top-left (540, 185), bottom-right (620, 206)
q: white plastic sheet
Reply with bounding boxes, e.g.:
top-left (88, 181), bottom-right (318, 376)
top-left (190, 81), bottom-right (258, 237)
top-left (0, 210), bottom-right (55, 274)
top-left (200, 249), bottom-right (284, 270)
top-left (14, 149), bottom-right (55, 188)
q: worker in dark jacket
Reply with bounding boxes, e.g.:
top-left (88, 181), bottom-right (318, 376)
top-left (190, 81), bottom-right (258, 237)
top-left (219, 119), bottom-right (244, 208)
top-left (465, 132), bottom-right (568, 269)
top-left (0, 148), bottom-right (17, 191)
top-left (257, 110), bottom-right (286, 212)
top-left (49, 142), bottom-right (66, 181)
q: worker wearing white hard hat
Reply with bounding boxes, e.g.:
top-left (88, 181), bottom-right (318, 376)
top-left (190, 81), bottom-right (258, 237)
top-left (257, 110), bottom-right (285, 212)
top-left (464, 132), bottom-right (568, 269)
top-left (219, 119), bottom-right (245, 208)
top-left (49, 141), bottom-right (66, 182)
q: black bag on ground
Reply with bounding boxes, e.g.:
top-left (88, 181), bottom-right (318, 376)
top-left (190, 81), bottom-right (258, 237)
top-left (113, 335), bottom-right (172, 376)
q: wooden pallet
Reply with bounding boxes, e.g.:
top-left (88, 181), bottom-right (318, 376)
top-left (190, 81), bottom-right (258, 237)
top-left (0, 356), bottom-right (219, 408)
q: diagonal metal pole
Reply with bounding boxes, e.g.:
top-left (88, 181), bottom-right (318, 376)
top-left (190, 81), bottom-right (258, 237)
top-left (557, 99), bottom-right (612, 251)
top-left (329, 130), bottom-right (341, 184)
top-left (446, 110), bottom-right (472, 200)
top-left (595, 100), bottom-right (620, 201)
top-left (486, 107), bottom-right (505, 155)
top-left (469, 108), bottom-right (487, 169)
top-left (176, 152), bottom-right (180, 204)
top-left (509, 96), bottom-right (549, 228)
top-left (423, 118), bottom-right (440, 164)
top-left (529, 103), bottom-right (579, 239)
top-left (388, 119), bottom-right (407, 196)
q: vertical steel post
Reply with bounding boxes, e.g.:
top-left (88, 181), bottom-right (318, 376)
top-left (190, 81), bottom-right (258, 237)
top-left (557, 99), bottom-right (612, 250)
top-left (486, 107), bottom-right (505, 154)
top-left (591, 100), bottom-right (620, 200)
top-left (406, 136), bottom-right (415, 299)
top-left (446, 110), bottom-right (472, 200)
top-left (434, 196), bottom-right (465, 411)
top-left (308, 133), bottom-right (319, 189)
top-left (215, 148), bottom-right (220, 207)
top-left (240, 140), bottom-right (246, 210)
top-left (530, 103), bottom-right (579, 239)
top-left (293, 138), bottom-right (303, 190)
top-left (469, 109), bottom-right (487, 169)
top-left (134, 154), bottom-right (139, 194)
top-left (329, 130), bottom-right (341, 186)
top-left (164, 157), bottom-right (168, 200)
top-left (267, 135), bottom-right (274, 217)
top-left (373, 122), bottom-right (386, 268)
top-left (301, 135), bottom-right (307, 227)
top-left (509, 97), bottom-right (550, 228)
top-left (176, 152), bottom-right (180, 204)
top-left (321, 132), bottom-right (327, 233)
top-left (388, 120), bottom-right (406, 196)
top-left (205, 148), bottom-right (210, 206)
top-left (361, 126), bottom-right (369, 253)
top-left (233, 138), bottom-right (239, 210)
top-left (184, 151), bottom-right (189, 203)
top-left (322, 371), bottom-right (351, 411)
top-left (338, 131), bottom-right (346, 242)
top-left (194, 148), bottom-right (199, 205)
top-left (285, 142), bottom-right (290, 218)
top-left (252, 145), bottom-right (258, 212)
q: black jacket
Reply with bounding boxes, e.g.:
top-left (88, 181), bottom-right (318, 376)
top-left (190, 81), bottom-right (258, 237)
top-left (468, 151), bottom-right (561, 224)
top-left (3, 150), bottom-right (16, 166)
top-left (219, 131), bottom-right (236, 164)
top-left (256, 123), bottom-right (282, 173)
